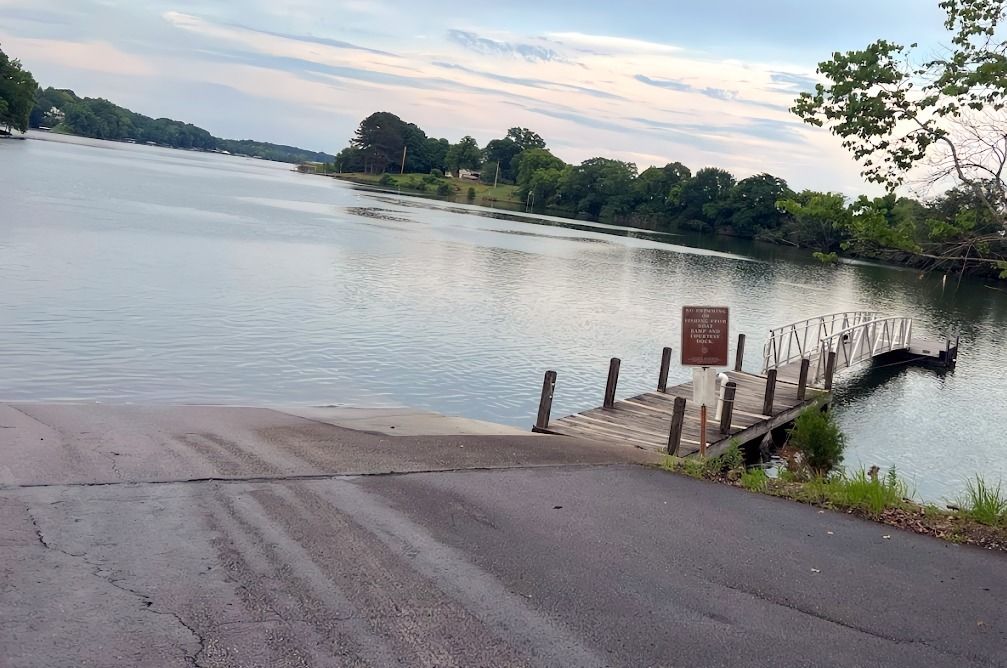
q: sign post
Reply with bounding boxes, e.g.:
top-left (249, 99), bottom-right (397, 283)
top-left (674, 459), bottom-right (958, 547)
top-left (681, 306), bottom-right (730, 457)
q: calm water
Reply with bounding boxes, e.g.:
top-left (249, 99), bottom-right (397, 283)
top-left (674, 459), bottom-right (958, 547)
top-left (2, 133), bottom-right (1006, 501)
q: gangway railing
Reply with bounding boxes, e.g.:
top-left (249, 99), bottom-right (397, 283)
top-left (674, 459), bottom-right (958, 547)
top-left (762, 311), bottom-right (913, 385)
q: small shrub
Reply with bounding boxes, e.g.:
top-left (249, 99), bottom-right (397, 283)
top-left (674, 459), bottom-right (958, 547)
top-left (414, 182), bottom-right (428, 192)
top-left (789, 407), bottom-right (845, 477)
top-left (741, 467), bottom-right (769, 492)
top-left (378, 173), bottom-right (395, 186)
top-left (437, 183), bottom-right (452, 196)
top-left (423, 174), bottom-right (439, 185)
top-left (430, 168), bottom-right (444, 178)
top-left (813, 251), bottom-right (839, 264)
top-left (467, 186), bottom-right (476, 200)
top-left (720, 440), bottom-right (744, 472)
top-left (960, 476), bottom-right (1007, 526)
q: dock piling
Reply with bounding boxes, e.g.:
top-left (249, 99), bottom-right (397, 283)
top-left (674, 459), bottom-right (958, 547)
top-left (734, 334), bottom-right (746, 372)
top-left (534, 370), bottom-right (557, 432)
top-left (658, 347), bottom-right (672, 393)
top-left (762, 369), bottom-right (778, 416)
top-left (797, 358), bottom-right (810, 401)
top-left (719, 381), bottom-right (737, 434)
top-left (824, 351), bottom-right (838, 391)
top-left (667, 397), bottom-right (686, 455)
top-left (604, 358), bottom-right (621, 409)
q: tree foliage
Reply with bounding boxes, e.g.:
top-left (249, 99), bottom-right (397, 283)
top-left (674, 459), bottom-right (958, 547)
top-left (0, 45), bottom-right (38, 133)
top-left (792, 0), bottom-right (1007, 270)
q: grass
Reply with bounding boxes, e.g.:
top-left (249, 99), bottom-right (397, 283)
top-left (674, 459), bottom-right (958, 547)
top-left (740, 467), bottom-right (769, 492)
top-left (655, 454), bottom-right (1007, 551)
top-left (661, 440), bottom-right (745, 481)
top-left (959, 476), bottom-right (1007, 526)
top-left (330, 172), bottom-right (522, 204)
top-left (801, 467), bottom-right (910, 517)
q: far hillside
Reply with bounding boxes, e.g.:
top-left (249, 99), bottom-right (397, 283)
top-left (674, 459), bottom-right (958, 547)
top-left (29, 87), bottom-right (334, 164)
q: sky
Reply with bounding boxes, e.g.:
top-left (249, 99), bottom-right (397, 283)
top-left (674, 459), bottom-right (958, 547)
top-left (0, 0), bottom-right (951, 193)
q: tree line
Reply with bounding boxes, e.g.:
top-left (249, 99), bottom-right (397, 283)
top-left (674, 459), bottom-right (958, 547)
top-left (29, 86), bottom-right (334, 163)
top-left (2, 44), bottom-right (334, 163)
top-left (329, 111), bottom-right (1006, 277)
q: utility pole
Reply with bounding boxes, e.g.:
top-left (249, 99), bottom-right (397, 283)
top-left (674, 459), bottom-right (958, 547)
top-left (400, 145), bottom-right (407, 175)
top-left (493, 162), bottom-right (500, 189)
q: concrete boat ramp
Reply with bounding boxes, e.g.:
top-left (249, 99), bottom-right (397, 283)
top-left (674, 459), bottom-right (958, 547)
top-left (1, 403), bottom-right (1004, 667)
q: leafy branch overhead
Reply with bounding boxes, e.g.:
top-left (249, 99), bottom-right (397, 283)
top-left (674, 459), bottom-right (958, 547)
top-left (793, 0), bottom-right (1007, 216)
top-left (792, 0), bottom-right (1007, 261)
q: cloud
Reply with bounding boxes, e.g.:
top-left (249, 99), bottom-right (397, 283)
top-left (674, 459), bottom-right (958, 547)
top-left (629, 115), bottom-right (806, 146)
top-left (635, 74), bottom-right (789, 112)
top-left (3, 37), bottom-right (154, 76)
top-left (433, 62), bottom-right (623, 100)
top-left (446, 29), bottom-right (559, 62)
top-left (220, 23), bottom-right (396, 57)
top-left (546, 32), bottom-right (681, 55)
top-left (636, 74), bottom-right (738, 101)
top-left (0, 6), bottom-right (69, 25)
top-left (633, 75), bottom-right (691, 93)
top-left (523, 107), bottom-right (635, 134)
top-left (769, 71), bottom-right (818, 92)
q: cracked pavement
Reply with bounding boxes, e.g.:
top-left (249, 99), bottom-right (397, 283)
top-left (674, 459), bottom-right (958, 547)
top-left (1, 404), bottom-right (1005, 667)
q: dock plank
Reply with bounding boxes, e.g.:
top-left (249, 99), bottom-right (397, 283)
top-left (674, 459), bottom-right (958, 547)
top-left (543, 366), bottom-right (826, 456)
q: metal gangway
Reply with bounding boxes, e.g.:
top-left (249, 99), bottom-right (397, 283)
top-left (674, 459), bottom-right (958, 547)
top-left (762, 311), bottom-right (914, 386)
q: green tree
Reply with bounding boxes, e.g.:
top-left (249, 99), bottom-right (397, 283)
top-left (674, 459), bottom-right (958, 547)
top-left (482, 137), bottom-right (522, 181)
top-left (505, 127), bottom-right (546, 150)
top-left (777, 191), bottom-right (852, 251)
top-left (633, 162), bottom-right (692, 219)
top-left (792, 0), bottom-right (1007, 269)
top-left (514, 148), bottom-right (566, 193)
top-left (844, 194), bottom-right (921, 255)
top-left (424, 137), bottom-right (450, 174)
top-left (352, 111), bottom-right (409, 174)
top-left (674, 167), bottom-right (736, 231)
top-left (711, 173), bottom-right (794, 237)
top-left (0, 45), bottom-right (39, 133)
top-left (444, 135), bottom-right (481, 174)
top-left (556, 158), bottom-right (638, 221)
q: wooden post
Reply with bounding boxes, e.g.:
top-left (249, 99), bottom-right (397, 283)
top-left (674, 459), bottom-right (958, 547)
top-left (603, 358), bottom-right (621, 409)
top-left (824, 351), bottom-right (837, 391)
top-left (719, 382), bottom-right (737, 434)
top-left (533, 370), bottom-right (557, 432)
top-left (658, 347), bottom-right (672, 392)
top-left (734, 333), bottom-right (746, 372)
top-left (667, 397), bottom-right (686, 455)
top-left (762, 369), bottom-right (778, 416)
top-left (797, 358), bottom-right (810, 401)
top-left (700, 405), bottom-right (707, 458)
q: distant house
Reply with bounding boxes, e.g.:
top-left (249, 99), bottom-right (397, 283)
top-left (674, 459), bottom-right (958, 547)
top-left (458, 168), bottom-right (480, 181)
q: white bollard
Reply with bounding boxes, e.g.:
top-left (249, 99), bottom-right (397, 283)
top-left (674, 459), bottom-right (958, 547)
top-left (714, 372), bottom-right (730, 420)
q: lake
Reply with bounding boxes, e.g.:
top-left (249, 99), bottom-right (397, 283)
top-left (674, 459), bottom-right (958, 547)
top-left (2, 133), bottom-right (1005, 501)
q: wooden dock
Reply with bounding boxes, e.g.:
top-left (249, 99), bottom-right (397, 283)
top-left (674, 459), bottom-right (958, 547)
top-left (533, 342), bottom-right (827, 458)
top-left (541, 369), bottom-right (824, 458)
top-left (532, 312), bottom-right (959, 458)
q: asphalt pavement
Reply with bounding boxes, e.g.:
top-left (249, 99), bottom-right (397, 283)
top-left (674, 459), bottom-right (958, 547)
top-left (1, 403), bottom-right (1004, 667)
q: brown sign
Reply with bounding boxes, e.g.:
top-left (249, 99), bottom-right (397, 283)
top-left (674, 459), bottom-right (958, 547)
top-left (681, 306), bottom-right (729, 367)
